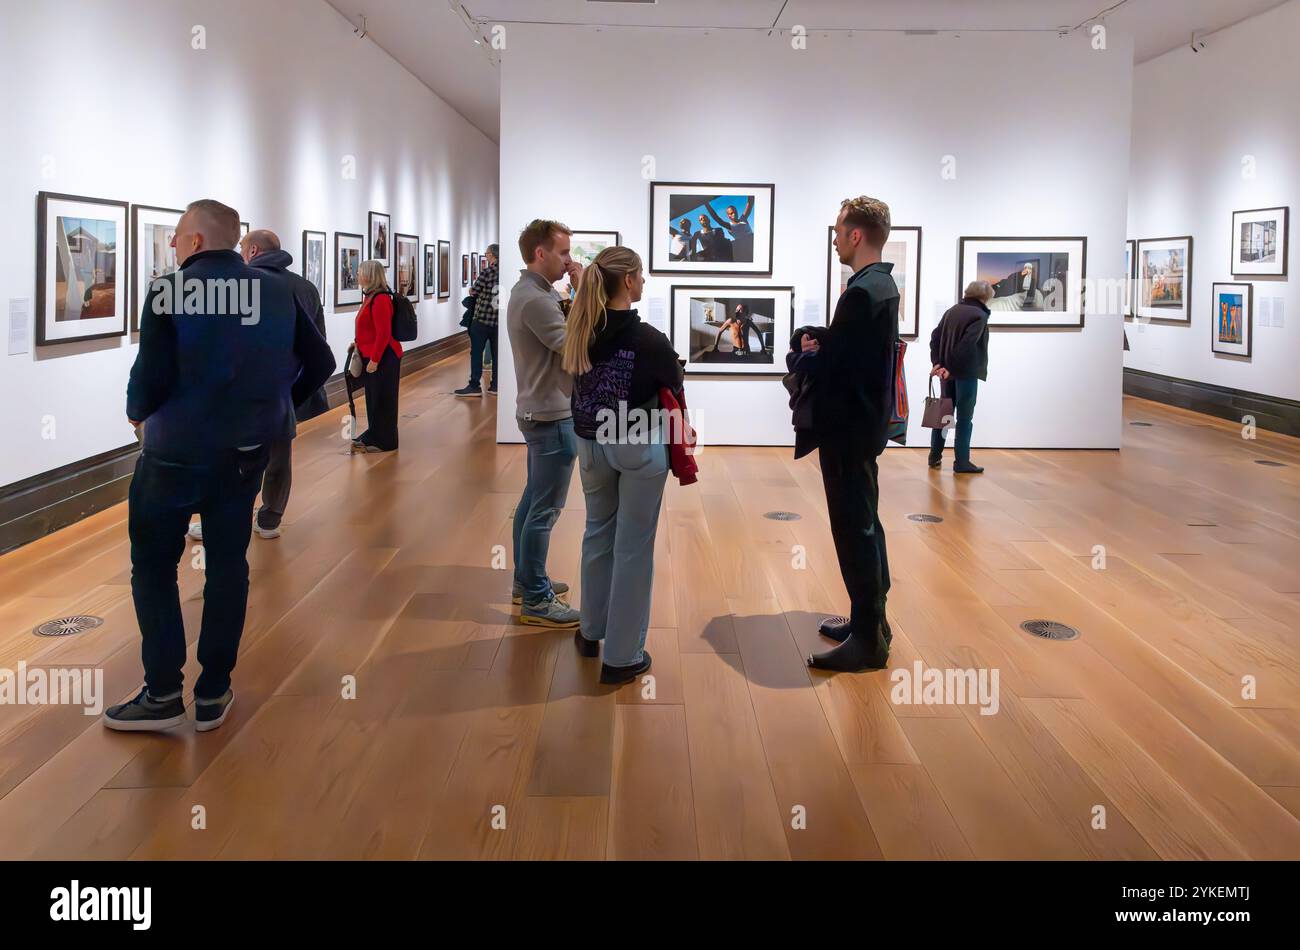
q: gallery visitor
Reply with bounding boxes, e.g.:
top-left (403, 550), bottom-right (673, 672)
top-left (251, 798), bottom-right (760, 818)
top-left (456, 243), bottom-right (501, 397)
top-left (353, 259), bottom-right (402, 452)
top-left (506, 219), bottom-right (583, 628)
top-left (928, 280), bottom-right (993, 474)
top-left (108, 199), bottom-right (334, 733)
top-left (562, 246), bottom-right (684, 684)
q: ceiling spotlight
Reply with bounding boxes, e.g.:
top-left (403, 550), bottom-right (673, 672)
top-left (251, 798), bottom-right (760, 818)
top-left (355, 14), bottom-right (368, 39)
top-left (1190, 31), bottom-right (1206, 52)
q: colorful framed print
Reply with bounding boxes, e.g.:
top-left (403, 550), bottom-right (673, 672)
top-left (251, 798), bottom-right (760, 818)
top-left (1211, 282), bottom-right (1252, 358)
top-left (423, 244), bottom-right (436, 298)
top-left (438, 240), bottom-right (452, 300)
top-left (556, 230), bottom-right (621, 298)
top-left (1231, 206), bottom-right (1288, 278)
top-left (302, 229), bottom-right (327, 302)
top-left (130, 204), bottom-right (183, 333)
top-left (462, 254), bottom-right (470, 287)
top-left (826, 224), bottom-right (921, 337)
top-left (394, 233), bottom-right (419, 302)
top-left (669, 285), bottom-right (793, 376)
top-left (36, 191), bottom-right (129, 346)
top-left (650, 181), bottom-right (774, 276)
top-left (1136, 235), bottom-right (1193, 323)
top-left (1124, 239), bottom-right (1135, 319)
top-left (368, 211), bottom-right (391, 270)
top-left (334, 231), bottom-right (364, 309)
top-left (958, 236), bottom-right (1086, 329)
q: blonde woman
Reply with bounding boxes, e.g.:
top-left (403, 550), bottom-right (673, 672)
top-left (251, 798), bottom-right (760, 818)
top-left (563, 247), bottom-right (683, 684)
top-left (353, 259), bottom-right (402, 452)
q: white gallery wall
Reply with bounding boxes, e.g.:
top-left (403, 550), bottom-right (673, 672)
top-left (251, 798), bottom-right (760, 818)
top-left (1126, 0), bottom-right (1299, 400)
top-left (0, 0), bottom-right (498, 487)
top-left (496, 25), bottom-right (1133, 448)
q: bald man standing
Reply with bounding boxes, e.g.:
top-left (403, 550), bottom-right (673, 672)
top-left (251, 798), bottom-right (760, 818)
top-left (109, 199), bottom-right (334, 733)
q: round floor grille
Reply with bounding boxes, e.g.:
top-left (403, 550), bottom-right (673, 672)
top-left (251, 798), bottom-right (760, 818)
top-left (907, 513), bottom-right (944, 523)
top-left (821, 615), bottom-right (850, 627)
top-left (34, 615), bottom-right (104, 638)
top-left (1255, 460), bottom-right (1285, 467)
top-left (1129, 421), bottom-right (1153, 427)
top-left (764, 511), bottom-right (801, 521)
top-left (1020, 619), bottom-right (1079, 641)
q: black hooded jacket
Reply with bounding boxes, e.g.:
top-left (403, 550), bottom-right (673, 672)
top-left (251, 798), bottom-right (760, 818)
top-left (570, 309), bottom-right (684, 440)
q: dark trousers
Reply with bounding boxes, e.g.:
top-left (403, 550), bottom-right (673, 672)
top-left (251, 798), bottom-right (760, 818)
top-left (468, 320), bottom-right (498, 388)
top-left (360, 346), bottom-right (401, 450)
top-left (819, 442), bottom-right (891, 646)
top-left (257, 437), bottom-right (292, 530)
top-left (929, 377), bottom-right (979, 463)
top-left (129, 446), bottom-right (270, 700)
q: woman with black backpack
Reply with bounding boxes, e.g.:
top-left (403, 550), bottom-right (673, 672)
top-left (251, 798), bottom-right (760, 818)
top-left (353, 259), bottom-right (402, 452)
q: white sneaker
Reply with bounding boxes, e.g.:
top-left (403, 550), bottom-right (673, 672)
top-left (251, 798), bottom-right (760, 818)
top-left (187, 521), bottom-right (203, 541)
top-left (255, 524), bottom-right (281, 540)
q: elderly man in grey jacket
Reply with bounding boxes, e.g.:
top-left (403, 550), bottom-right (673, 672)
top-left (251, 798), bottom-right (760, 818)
top-left (506, 219), bottom-right (584, 627)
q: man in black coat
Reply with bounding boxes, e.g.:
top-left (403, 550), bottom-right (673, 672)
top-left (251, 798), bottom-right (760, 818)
top-left (108, 199), bottom-right (335, 733)
top-left (796, 196), bottom-right (899, 673)
top-left (928, 282), bottom-right (992, 473)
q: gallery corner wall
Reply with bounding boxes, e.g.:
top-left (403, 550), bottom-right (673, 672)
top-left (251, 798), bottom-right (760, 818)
top-left (1126, 0), bottom-right (1299, 404)
top-left (495, 24), bottom-right (1134, 449)
top-left (0, 0), bottom-right (499, 489)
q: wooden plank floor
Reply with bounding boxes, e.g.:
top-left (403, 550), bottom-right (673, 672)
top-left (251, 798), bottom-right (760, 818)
top-left (3, 351), bottom-right (1299, 860)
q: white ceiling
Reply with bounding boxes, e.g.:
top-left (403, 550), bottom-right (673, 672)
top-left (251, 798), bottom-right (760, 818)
top-left (323, 0), bottom-right (1290, 143)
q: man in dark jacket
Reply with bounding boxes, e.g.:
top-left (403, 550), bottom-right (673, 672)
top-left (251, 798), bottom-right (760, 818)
top-left (107, 199), bottom-right (335, 733)
top-left (929, 282), bottom-right (992, 473)
top-left (796, 196), bottom-right (899, 673)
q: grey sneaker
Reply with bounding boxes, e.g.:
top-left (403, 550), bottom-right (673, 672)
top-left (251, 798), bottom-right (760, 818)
top-left (103, 688), bottom-right (187, 732)
top-left (187, 520), bottom-right (203, 541)
top-left (194, 689), bottom-right (235, 733)
top-left (512, 579), bottom-right (570, 605)
top-left (520, 593), bottom-right (580, 629)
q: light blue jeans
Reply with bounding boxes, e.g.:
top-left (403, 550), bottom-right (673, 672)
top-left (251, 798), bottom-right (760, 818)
top-left (576, 436), bottom-right (669, 667)
top-left (513, 417), bottom-right (577, 604)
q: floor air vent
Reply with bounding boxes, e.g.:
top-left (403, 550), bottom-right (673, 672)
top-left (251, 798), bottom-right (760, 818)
top-left (34, 615), bottom-right (104, 638)
top-left (1020, 619), bottom-right (1079, 641)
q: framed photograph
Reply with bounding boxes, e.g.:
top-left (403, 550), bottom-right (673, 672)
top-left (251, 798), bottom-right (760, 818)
top-left (471, 252), bottom-right (480, 281)
top-left (826, 225), bottom-right (921, 338)
top-left (1136, 235), bottom-right (1193, 323)
top-left (36, 191), bottom-right (129, 346)
top-left (394, 233), bottom-right (419, 302)
top-left (462, 254), bottom-right (470, 287)
top-left (959, 236), bottom-right (1087, 329)
top-left (669, 285), bottom-right (793, 376)
top-left (131, 204), bottom-right (183, 333)
top-left (423, 244), bottom-right (436, 298)
top-left (302, 229), bottom-right (326, 302)
top-left (1231, 206), bottom-right (1288, 278)
top-left (438, 240), bottom-right (452, 300)
top-left (556, 230), bottom-right (621, 298)
top-left (368, 211), bottom-right (391, 270)
top-left (1211, 282), bottom-right (1252, 358)
top-left (649, 181), bottom-right (774, 276)
top-left (1123, 239), bottom-right (1135, 319)
top-left (334, 231), bottom-right (364, 309)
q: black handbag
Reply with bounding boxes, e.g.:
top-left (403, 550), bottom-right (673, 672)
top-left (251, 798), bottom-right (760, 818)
top-left (922, 375), bottom-right (954, 429)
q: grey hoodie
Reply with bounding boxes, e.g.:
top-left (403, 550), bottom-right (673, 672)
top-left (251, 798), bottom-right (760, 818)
top-left (506, 269), bottom-right (572, 422)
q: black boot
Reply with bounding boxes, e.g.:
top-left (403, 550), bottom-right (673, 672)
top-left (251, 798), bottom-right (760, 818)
top-left (954, 460), bottom-right (984, 474)
top-left (600, 651), bottom-right (652, 685)
top-left (807, 630), bottom-right (889, 673)
top-left (927, 450), bottom-right (942, 469)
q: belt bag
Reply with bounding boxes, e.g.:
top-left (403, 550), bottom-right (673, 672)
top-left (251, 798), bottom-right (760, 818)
top-left (922, 376), bottom-right (954, 430)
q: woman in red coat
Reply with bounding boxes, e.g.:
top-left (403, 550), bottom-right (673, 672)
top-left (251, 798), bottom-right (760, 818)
top-left (353, 259), bottom-right (403, 452)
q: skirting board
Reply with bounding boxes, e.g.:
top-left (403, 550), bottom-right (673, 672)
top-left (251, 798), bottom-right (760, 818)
top-left (0, 332), bottom-right (469, 555)
top-left (1123, 368), bottom-right (1300, 438)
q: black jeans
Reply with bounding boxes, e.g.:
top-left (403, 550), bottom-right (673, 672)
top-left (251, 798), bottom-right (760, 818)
top-left (257, 437), bottom-right (292, 530)
top-left (129, 445), bottom-right (270, 700)
top-left (468, 320), bottom-right (498, 388)
top-left (360, 346), bottom-right (401, 450)
top-left (819, 442), bottom-right (891, 647)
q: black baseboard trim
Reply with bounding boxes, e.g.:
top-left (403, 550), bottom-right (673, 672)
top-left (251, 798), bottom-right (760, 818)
top-left (0, 333), bottom-right (469, 555)
top-left (1123, 368), bottom-right (1300, 438)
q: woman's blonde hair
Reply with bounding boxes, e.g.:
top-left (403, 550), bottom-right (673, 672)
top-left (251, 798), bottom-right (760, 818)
top-left (561, 246), bottom-right (642, 376)
top-left (358, 259), bottom-right (390, 294)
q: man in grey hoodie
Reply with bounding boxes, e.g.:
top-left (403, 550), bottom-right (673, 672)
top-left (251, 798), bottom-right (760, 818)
top-left (506, 220), bottom-right (583, 627)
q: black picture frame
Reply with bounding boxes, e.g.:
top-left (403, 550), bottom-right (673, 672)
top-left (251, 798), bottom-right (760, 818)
top-left (462, 254), bottom-right (470, 287)
top-left (826, 224), bottom-right (921, 338)
top-left (1210, 281), bottom-right (1253, 359)
top-left (957, 235), bottom-right (1088, 330)
top-left (471, 252), bottom-right (479, 281)
top-left (649, 181), bottom-right (775, 277)
top-left (394, 233), bottom-right (420, 302)
top-left (334, 230), bottom-right (365, 310)
top-left (302, 229), bottom-right (327, 303)
top-left (368, 211), bottom-right (391, 270)
top-left (423, 244), bottom-right (436, 297)
top-left (1135, 235), bottom-right (1193, 325)
top-left (669, 284), bottom-right (794, 377)
top-left (438, 240), bottom-right (452, 300)
top-left (36, 191), bottom-right (130, 346)
top-left (1230, 206), bottom-right (1289, 279)
top-left (130, 203), bottom-right (184, 333)
top-left (1124, 239), bottom-right (1135, 319)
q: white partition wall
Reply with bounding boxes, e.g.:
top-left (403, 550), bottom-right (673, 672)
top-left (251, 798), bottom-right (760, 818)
top-left (497, 25), bottom-right (1133, 448)
top-left (0, 0), bottom-right (499, 487)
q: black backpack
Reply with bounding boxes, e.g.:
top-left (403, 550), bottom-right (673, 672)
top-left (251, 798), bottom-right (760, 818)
top-left (388, 291), bottom-right (418, 342)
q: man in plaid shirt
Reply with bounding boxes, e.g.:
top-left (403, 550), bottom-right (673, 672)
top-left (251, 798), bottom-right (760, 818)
top-left (457, 243), bottom-right (500, 396)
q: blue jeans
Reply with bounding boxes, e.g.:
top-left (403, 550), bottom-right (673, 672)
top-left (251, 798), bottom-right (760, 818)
top-left (129, 446), bottom-right (270, 699)
top-left (929, 377), bottom-right (979, 464)
top-left (576, 437), bottom-right (669, 667)
top-left (468, 320), bottom-right (498, 388)
top-left (513, 417), bottom-right (577, 603)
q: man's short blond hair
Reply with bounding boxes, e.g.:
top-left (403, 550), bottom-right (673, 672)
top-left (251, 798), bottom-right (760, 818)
top-left (840, 196), bottom-right (891, 248)
top-left (518, 219), bottom-right (572, 262)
